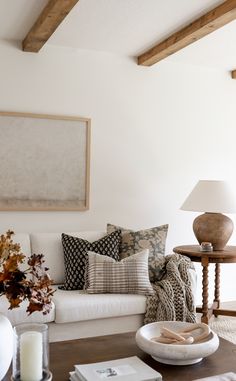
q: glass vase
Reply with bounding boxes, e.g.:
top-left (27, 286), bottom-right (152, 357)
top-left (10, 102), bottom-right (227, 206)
top-left (12, 323), bottom-right (52, 381)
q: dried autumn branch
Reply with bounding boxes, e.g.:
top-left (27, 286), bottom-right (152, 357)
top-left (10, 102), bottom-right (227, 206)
top-left (0, 230), bottom-right (55, 315)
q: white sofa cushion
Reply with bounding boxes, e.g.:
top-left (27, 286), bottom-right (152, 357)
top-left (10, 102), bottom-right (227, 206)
top-left (0, 296), bottom-right (55, 326)
top-left (53, 288), bottom-right (147, 324)
top-left (11, 233), bottom-right (31, 272)
top-left (13, 233), bottom-right (31, 257)
top-left (30, 232), bottom-right (105, 284)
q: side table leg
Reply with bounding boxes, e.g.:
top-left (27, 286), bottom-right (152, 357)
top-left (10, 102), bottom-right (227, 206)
top-left (213, 263), bottom-right (220, 316)
top-left (201, 257), bottom-right (209, 324)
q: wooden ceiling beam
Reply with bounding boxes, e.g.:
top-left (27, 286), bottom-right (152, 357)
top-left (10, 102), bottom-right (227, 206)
top-left (138, 0), bottom-right (236, 66)
top-left (22, 0), bottom-right (79, 52)
top-left (232, 70), bottom-right (236, 78)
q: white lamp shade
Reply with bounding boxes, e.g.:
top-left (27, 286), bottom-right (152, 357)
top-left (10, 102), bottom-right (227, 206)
top-left (181, 180), bottom-right (236, 213)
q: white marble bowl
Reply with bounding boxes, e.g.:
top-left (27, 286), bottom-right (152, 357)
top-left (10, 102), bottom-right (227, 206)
top-left (135, 321), bottom-right (219, 365)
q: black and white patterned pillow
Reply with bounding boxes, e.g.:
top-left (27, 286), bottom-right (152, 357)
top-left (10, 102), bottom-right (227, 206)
top-left (59, 230), bottom-right (121, 290)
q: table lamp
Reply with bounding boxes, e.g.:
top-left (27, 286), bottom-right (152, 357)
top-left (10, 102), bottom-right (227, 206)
top-left (180, 180), bottom-right (236, 251)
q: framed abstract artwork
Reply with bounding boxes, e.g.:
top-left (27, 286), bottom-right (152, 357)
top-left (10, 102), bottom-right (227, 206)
top-left (0, 111), bottom-right (90, 211)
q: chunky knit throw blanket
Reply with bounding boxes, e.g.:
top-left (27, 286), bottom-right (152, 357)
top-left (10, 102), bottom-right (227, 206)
top-left (144, 253), bottom-right (196, 324)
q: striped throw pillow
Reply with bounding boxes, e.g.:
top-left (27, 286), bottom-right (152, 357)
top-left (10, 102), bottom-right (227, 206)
top-left (86, 249), bottom-right (154, 295)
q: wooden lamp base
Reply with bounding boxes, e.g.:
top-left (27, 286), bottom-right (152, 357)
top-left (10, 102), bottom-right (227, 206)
top-left (193, 212), bottom-right (234, 251)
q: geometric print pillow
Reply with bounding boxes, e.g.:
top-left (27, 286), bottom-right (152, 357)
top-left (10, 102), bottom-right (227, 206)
top-left (107, 223), bottom-right (168, 283)
top-left (59, 230), bottom-right (121, 290)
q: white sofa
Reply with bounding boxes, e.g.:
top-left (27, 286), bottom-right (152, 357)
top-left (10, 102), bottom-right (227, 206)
top-left (0, 232), bottom-right (197, 343)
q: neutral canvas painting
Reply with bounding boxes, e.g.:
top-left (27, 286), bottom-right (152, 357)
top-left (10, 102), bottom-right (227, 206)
top-left (0, 112), bottom-right (90, 210)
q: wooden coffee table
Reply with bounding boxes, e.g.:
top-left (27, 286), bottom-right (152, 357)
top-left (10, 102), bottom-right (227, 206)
top-left (4, 332), bottom-right (236, 381)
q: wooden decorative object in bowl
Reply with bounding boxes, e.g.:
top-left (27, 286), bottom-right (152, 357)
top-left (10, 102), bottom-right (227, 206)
top-left (135, 321), bottom-right (219, 365)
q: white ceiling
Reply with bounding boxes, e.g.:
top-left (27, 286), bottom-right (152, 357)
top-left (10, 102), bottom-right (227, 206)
top-left (0, 0), bottom-right (235, 69)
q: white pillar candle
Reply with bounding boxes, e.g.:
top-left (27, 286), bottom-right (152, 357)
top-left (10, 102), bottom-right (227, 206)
top-left (20, 331), bottom-right (43, 381)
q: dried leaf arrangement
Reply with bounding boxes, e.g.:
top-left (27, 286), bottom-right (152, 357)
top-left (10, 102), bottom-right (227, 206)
top-left (0, 230), bottom-right (54, 315)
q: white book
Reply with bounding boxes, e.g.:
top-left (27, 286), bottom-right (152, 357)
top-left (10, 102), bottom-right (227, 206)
top-left (69, 371), bottom-right (80, 381)
top-left (74, 356), bottom-right (162, 381)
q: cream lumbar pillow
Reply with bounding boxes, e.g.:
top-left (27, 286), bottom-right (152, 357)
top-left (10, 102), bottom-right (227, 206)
top-left (86, 249), bottom-right (154, 295)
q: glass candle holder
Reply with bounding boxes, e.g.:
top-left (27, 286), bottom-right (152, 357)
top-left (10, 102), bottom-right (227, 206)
top-left (12, 323), bottom-right (52, 381)
top-left (200, 242), bottom-right (213, 252)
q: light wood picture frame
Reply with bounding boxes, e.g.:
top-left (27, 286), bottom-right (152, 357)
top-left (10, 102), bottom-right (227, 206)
top-left (0, 111), bottom-right (90, 211)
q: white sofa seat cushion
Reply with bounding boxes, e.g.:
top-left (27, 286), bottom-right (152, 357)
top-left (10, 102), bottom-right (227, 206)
top-left (30, 232), bottom-right (105, 284)
top-left (0, 296), bottom-right (55, 326)
top-left (53, 288), bottom-right (147, 324)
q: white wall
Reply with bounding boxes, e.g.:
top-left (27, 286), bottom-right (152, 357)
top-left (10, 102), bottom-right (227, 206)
top-left (1, 40), bottom-right (236, 304)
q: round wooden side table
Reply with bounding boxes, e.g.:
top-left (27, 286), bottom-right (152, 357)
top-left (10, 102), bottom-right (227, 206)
top-left (173, 245), bottom-right (236, 324)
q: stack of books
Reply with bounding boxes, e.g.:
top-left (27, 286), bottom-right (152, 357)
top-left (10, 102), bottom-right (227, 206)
top-left (69, 356), bottom-right (162, 381)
